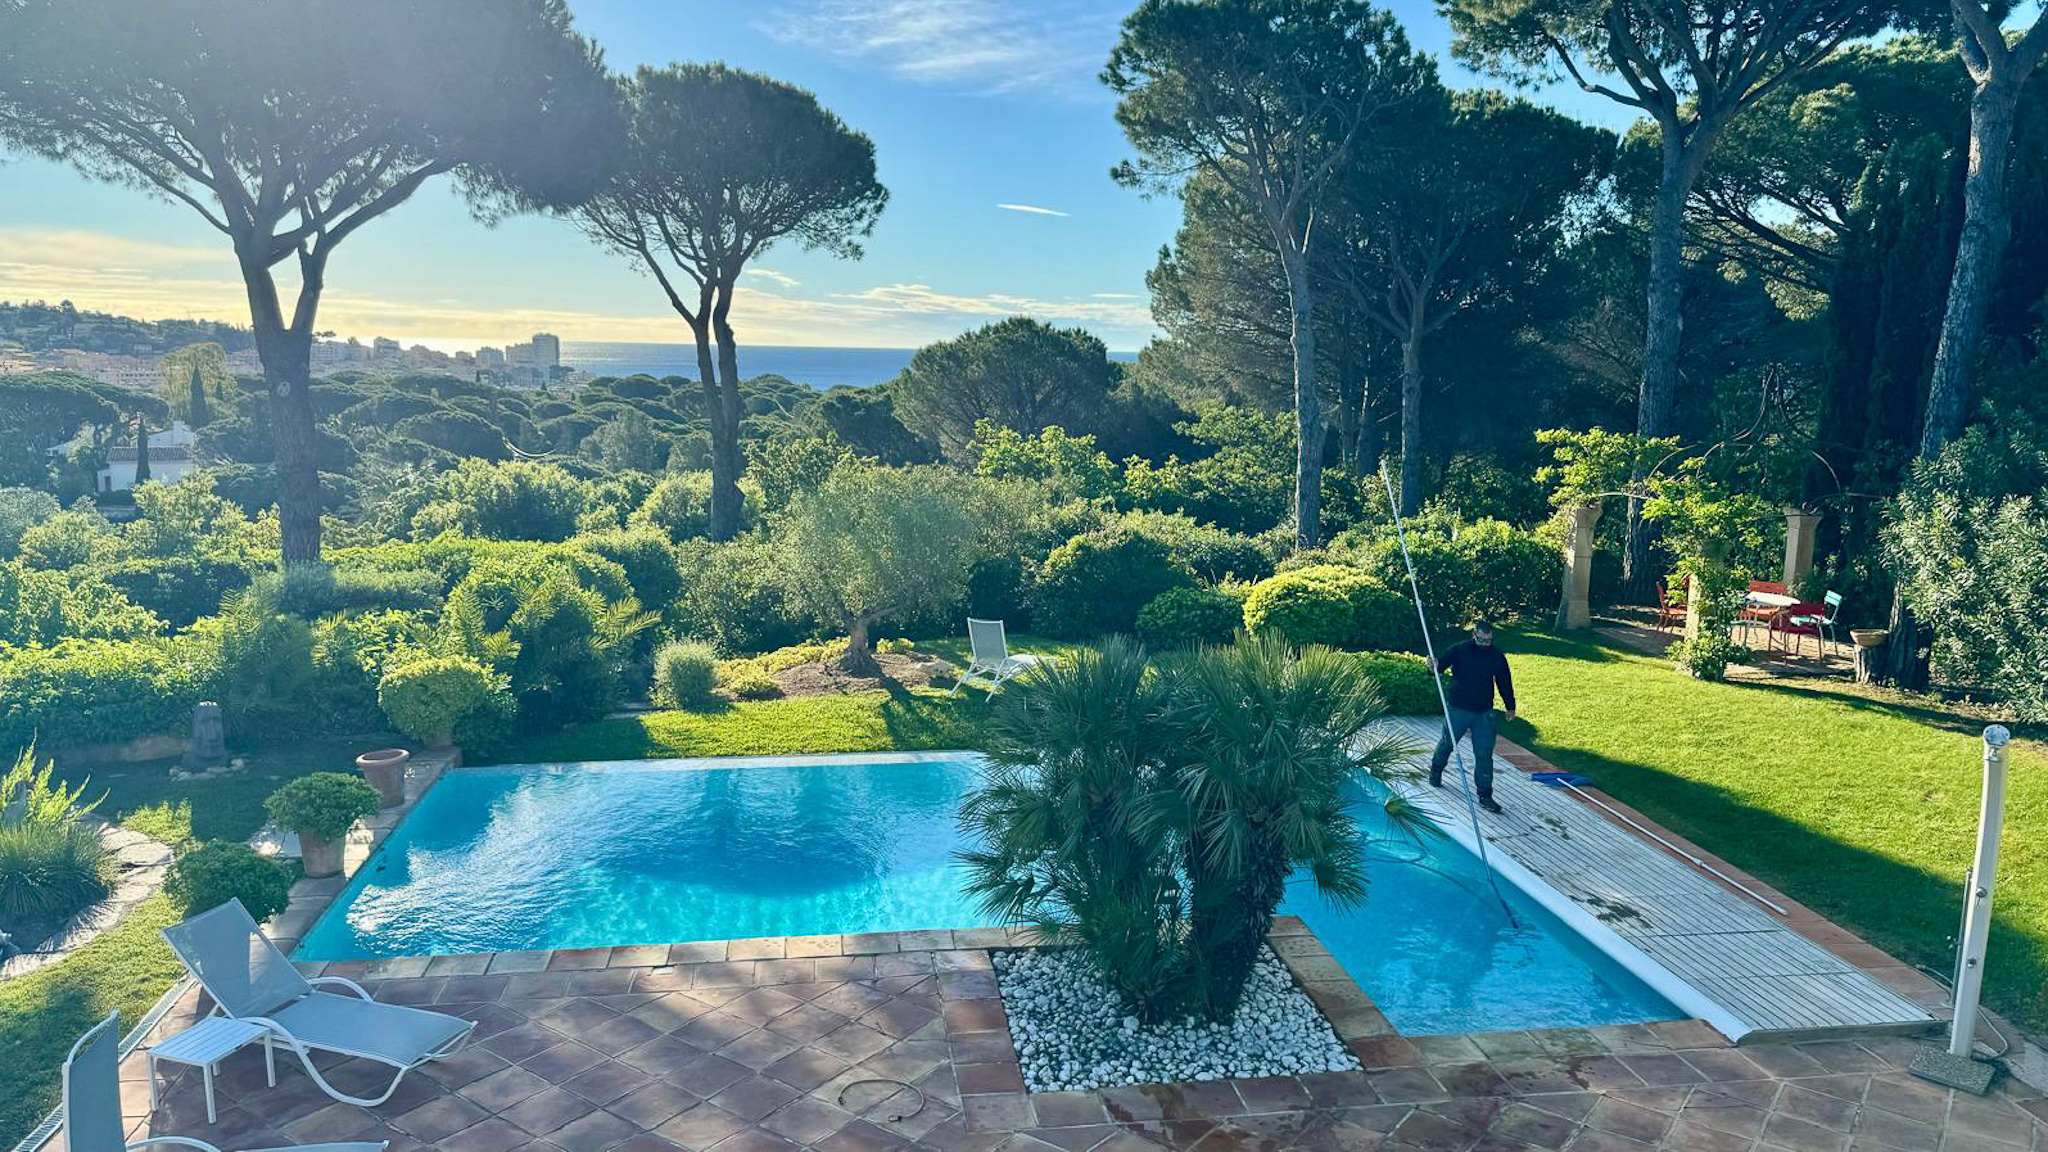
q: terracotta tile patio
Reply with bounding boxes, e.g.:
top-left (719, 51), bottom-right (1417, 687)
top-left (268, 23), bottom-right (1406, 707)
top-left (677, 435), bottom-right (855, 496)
top-left (83, 928), bottom-right (2048, 1152)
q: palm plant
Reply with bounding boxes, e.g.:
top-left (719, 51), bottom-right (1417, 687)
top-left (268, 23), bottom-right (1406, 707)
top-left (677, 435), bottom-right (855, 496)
top-left (957, 638), bottom-right (1193, 1020)
top-left (1157, 633), bottom-right (1427, 1018)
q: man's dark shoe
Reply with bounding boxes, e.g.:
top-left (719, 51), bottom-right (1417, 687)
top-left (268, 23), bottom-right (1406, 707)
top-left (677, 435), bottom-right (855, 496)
top-left (1478, 797), bottom-right (1503, 814)
top-left (1428, 774), bottom-right (1443, 789)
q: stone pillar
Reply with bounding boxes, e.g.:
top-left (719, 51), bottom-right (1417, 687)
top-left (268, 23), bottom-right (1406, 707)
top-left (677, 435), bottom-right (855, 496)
top-left (1554, 503), bottom-right (1602, 630)
top-left (1783, 507), bottom-right (1821, 590)
top-left (1684, 540), bottom-right (1729, 641)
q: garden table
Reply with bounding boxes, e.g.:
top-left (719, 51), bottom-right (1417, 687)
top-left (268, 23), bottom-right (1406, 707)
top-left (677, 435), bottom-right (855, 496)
top-left (148, 1015), bottom-right (273, 1122)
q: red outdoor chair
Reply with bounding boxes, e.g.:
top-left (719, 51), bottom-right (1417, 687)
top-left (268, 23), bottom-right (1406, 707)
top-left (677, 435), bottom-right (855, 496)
top-left (1655, 580), bottom-right (1686, 632)
top-left (1766, 601), bottom-right (1825, 657)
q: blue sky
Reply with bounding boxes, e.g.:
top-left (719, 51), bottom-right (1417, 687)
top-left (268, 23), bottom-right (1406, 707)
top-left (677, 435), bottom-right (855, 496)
top-left (0, 0), bottom-right (1632, 352)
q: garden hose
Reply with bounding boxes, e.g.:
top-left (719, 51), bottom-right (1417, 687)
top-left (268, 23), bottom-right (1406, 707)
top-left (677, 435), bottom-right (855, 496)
top-left (837, 1077), bottom-right (927, 1123)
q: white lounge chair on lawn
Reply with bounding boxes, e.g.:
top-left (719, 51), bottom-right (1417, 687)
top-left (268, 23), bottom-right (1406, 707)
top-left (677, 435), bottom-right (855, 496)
top-left (160, 900), bottom-right (474, 1108)
top-left (950, 617), bottom-right (1048, 695)
top-left (62, 1010), bottom-right (385, 1152)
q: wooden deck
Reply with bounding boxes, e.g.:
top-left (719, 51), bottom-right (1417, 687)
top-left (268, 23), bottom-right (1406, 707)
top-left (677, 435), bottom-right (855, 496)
top-left (1383, 716), bottom-right (1937, 1044)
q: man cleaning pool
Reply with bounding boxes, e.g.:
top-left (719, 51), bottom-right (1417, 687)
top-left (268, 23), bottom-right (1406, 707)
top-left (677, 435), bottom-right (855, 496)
top-left (1427, 620), bottom-right (1516, 814)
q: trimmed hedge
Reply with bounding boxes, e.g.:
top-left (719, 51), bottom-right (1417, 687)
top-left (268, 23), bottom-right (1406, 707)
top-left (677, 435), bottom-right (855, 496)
top-left (1033, 526), bottom-right (1194, 639)
top-left (1241, 565), bottom-right (1415, 651)
top-left (0, 637), bottom-right (208, 753)
top-left (165, 841), bottom-right (292, 922)
top-left (1135, 585), bottom-right (1244, 648)
top-left (1353, 652), bottom-right (1439, 715)
top-left (95, 557), bottom-right (252, 628)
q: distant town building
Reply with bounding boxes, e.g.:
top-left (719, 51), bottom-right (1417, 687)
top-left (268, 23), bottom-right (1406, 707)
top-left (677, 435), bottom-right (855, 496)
top-left (372, 337), bottom-right (401, 358)
top-left (531, 333), bottom-right (561, 368)
top-left (99, 421), bottom-right (199, 492)
top-left (476, 346), bottom-right (505, 369)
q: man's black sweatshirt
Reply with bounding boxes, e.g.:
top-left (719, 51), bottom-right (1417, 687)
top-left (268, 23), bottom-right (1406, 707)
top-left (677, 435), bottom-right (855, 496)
top-left (1439, 639), bottom-right (1515, 714)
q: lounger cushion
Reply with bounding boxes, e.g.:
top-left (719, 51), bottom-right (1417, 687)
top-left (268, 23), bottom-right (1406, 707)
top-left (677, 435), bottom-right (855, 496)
top-left (268, 991), bottom-right (472, 1066)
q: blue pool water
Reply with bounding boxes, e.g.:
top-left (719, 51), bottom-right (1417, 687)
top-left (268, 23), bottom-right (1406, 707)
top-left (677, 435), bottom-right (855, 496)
top-left (297, 756), bottom-right (1680, 1034)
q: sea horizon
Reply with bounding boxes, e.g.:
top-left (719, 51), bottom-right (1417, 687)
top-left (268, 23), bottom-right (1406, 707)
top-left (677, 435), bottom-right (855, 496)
top-left (563, 340), bottom-right (1139, 390)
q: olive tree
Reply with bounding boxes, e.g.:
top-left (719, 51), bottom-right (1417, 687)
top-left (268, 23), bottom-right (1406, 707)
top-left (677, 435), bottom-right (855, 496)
top-left (774, 462), bottom-right (982, 675)
top-left (1106, 0), bottom-right (1434, 549)
top-left (1444, 0), bottom-right (1921, 594)
top-left (576, 65), bottom-right (887, 541)
top-left (0, 0), bottom-right (620, 564)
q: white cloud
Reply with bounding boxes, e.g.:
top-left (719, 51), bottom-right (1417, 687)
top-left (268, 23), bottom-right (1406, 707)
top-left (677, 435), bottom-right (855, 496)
top-left (0, 226), bottom-right (1158, 349)
top-left (761, 0), bottom-right (1119, 98)
top-left (744, 267), bottom-right (801, 288)
top-left (997, 203), bottom-right (1070, 217)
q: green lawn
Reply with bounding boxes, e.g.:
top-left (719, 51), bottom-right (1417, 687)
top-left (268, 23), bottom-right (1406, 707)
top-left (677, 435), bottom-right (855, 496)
top-left (1496, 628), bottom-right (2048, 1030)
top-left (490, 686), bottom-right (992, 763)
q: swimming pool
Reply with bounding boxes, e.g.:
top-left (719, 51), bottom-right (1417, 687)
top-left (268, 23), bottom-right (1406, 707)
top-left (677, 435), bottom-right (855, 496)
top-left (296, 753), bottom-right (1680, 1034)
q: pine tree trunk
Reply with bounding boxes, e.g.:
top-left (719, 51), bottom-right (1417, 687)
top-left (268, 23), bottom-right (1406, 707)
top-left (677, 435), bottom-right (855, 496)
top-left (1398, 323), bottom-right (1424, 517)
top-left (689, 315), bottom-right (741, 542)
top-left (1282, 247), bottom-right (1324, 550)
top-left (711, 311), bottom-right (747, 542)
top-left (1886, 71), bottom-right (2025, 690)
top-left (1920, 79), bottom-right (2018, 458)
top-left (1623, 138), bottom-right (1703, 602)
top-left (255, 324), bottom-right (320, 566)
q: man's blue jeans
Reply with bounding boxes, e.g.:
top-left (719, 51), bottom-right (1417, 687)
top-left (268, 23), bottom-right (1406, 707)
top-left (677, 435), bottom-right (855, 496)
top-left (1429, 706), bottom-right (1497, 800)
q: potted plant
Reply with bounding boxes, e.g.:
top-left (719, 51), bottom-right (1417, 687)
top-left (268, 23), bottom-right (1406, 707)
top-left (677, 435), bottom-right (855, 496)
top-left (264, 773), bottom-right (380, 879)
top-left (376, 656), bottom-right (494, 755)
top-left (355, 747), bottom-right (411, 808)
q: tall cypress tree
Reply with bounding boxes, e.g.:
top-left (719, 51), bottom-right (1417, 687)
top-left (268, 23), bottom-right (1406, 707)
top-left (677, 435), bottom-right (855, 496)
top-left (132, 412), bottom-right (152, 485)
top-left (186, 365), bottom-right (210, 428)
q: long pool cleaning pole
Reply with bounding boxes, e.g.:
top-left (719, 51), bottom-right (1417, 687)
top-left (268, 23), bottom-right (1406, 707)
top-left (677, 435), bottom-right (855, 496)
top-left (1377, 462), bottom-right (1520, 925)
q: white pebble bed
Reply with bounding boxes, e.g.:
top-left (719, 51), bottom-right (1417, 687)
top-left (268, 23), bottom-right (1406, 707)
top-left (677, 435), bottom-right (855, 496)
top-left (992, 945), bottom-right (1360, 1092)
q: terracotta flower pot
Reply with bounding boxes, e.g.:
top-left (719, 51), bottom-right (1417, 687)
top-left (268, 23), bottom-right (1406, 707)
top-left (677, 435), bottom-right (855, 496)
top-left (299, 832), bottom-right (344, 878)
top-left (1850, 628), bottom-right (1889, 649)
top-left (356, 748), bottom-right (411, 809)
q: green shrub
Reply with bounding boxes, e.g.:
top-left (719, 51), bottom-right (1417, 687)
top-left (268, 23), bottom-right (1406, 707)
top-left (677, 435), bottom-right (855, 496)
top-left (0, 487), bottom-right (60, 557)
top-left (264, 773), bottom-right (380, 840)
top-left (1033, 526), bottom-right (1193, 638)
top-left (652, 640), bottom-right (719, 707)
top-left (634, 471), bottom-right (717, 542)
top-left (95, 557), bottom-right (252, 627)
top-left (0, 637), bottom-right (207, 752)
top-left (0, 560), bottom-right (162, 646)
top-left (16, 507), bottom-right (124, 570)
top-left (1353, 518), bottom-right (1556, 628)
top-left (674, 538), bottom-right (812, 654)
top-left (268, 564), bottom-right (442, 617)
top-left (575, 529), bottom-right (683, 619)
top-left (1241, 565), bottom-right (1411, 650)
top-left (965, 554), bottom-right (1031, 627)
top-left (186, 594), bottom-right (319, 743)
top-left (722, 665), bottom-right (783, 700)
top-left (406, 458), bottom-right (596, 542)
top-left (1352, 652), bottom-right (1438, 715)
top-left (1123, 511), bottom-right (1274, 582)
top-left (165, 840), bottom-right (291, 922)
top-left (0, 823), bottom-right (112, 926)
top-left (378, 657), bottom-right (495, 746)
top-left (0, 745), bottom-right (113, 927)
top-left (1135, 585), bottom-right (1243, 648)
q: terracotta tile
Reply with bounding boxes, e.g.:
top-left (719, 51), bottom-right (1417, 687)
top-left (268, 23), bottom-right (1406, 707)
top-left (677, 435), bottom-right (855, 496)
top-left (815, 1022), bottom-right (896, 1063)
top-left (709, 1075), bottom-right (803, 1122)
top-left (549, 1107), bottom-right (640, 1149)
top-left (499, 1086), bottom-right (597, 1136)
top-left (619, 1036), bottom-right (710, 1079)
top-left (1585, 1097), bottom-right (1671, 1144)
top-left (785, 935), bottom-right (843, 958)
top-left (943, 999), bottom-right (1008, 1034)
top-left (962, 1091), bottom-right (1036, 1133)
top-left (764, 1046), bottom-right (853, 1092)
top-left (718, 1028), bottom-right (804, 1070)
top-left (1298, 1071), bottom-right (1381, 1108)
top-left (957, 1062), bottom-right (1028, 1095)
top-left (609, 1079), bottom-right (701, 1129)
top-left (548, 947), bottom-right (614, 971)
top-left (1431, 1062), bottom-right (1511, 1098)
top-left (391, 1095), bottom-right (492, 1142)
top-left (1348, 1036), bottom-right (1422, 1069)
top-left (1616, 1054), bottom-right (1707, 1087)
top-left (457, 1064), bottom-right (552, 1110)
top-left (586, 1013), bottom-right (667, 1056)
top-left (763, 1095), bottom-right (860, 1143)
top-left (1675, 1047), bottom-right (1766, 1083)
top-left (753, 959), bottom-right (817, 985)
top-left (814, 1117), bottom-right (914, 1152)
top-left (693, 962), bottom-right (761, 987)
top-left (563, 1060), bottom-right (657, 1106)
top-left (1029, 1090), bottom-right (1112, 1127)
top-left (656, 1103), bottom-right (749, 1151)
top-left (669, 1053), bottom-right (754, 1098)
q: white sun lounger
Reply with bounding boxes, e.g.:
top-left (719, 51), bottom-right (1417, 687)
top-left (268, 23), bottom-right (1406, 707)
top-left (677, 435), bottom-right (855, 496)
top-left (950, 617), bottom-right (1049, 695)
top-left (160, 900), bottom-right (474, 1108)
